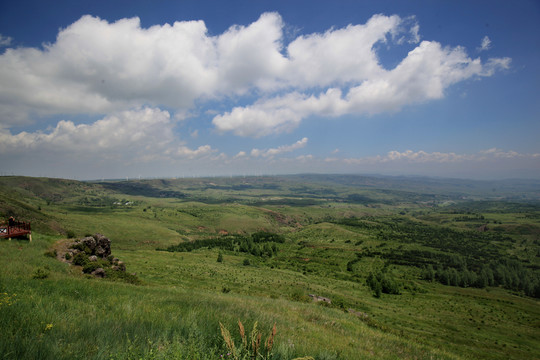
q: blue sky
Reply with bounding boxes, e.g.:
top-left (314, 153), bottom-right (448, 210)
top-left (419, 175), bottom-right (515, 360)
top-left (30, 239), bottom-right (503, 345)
top-left (0, 0), bottom-right (539, 180)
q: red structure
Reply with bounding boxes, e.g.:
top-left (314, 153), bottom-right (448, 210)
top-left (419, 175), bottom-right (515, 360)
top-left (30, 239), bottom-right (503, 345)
top-left (0, 218), bottom-right (32, 241)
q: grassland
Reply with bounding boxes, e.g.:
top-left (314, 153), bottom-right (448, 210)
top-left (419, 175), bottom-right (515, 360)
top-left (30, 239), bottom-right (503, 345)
top-left (0, 175), bottom-right (539, 359)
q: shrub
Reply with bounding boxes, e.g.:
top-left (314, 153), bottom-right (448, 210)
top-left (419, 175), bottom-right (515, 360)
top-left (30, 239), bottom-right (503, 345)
top-left (72, 252), bottom-right (89, 266)
top-left (82, 262), bottom-right (100, 274)
top-left (44, 249), bottom-right (57, 258)
top-left (289, 289), bottom-right (310, 303)
top-left (64, 253), bottom-right (72, 261)
top-left (243, 259), bottom-right (251, 266)
top-left (217, 253), bottom-right (223, 263)
top-left (33, 267), bottom-right (49, 279)
top-left (104, 268), bottom-right (140, 284)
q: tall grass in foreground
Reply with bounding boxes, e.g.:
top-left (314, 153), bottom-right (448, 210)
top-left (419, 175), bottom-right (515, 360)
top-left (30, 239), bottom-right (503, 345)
top-left (219, 320), bottom-right (277, 359)
top-left (0, 234), bottom-right (464, 359)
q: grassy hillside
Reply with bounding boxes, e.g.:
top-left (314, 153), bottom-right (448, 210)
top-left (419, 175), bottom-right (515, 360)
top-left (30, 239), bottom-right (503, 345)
top-left (0, 175), bottom-right (539, 359)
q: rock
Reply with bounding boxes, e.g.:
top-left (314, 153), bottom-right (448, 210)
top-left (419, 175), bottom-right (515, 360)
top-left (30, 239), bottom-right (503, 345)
top-left (94, 233), bottom-right (111, 257)
top-left (88, 255), bottom-right (98, 262)
top-left (308, 294), bottom-right (332, 304)
top-left (91, 268), bottom-right (106, 277)
top-left (81, 236), bottom-right (96, 251)
top-left (95, 246), bottom-right (106, 257)
top-left (117, 261), bottom-right (126, 271)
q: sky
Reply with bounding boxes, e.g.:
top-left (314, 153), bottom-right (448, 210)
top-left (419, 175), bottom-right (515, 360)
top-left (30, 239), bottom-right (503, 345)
top-left (0, 0), bottom-right (539, 180)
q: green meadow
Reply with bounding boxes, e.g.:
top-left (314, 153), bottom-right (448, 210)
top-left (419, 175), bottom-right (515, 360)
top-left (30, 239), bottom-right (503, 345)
top-left (0, 175), bottom-right (539, 359)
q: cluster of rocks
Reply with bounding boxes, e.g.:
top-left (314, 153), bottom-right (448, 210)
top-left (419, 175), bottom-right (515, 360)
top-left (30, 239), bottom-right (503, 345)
top-left (73, 233), bottom-right (111, 258)
top-left (65, 233), bottom-right (125, 278)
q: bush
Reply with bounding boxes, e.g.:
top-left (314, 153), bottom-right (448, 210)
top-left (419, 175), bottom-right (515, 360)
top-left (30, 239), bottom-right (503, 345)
top-left (331, 295), bottom-right (346, 309)
top-left (104, 268), bottom-right (140, 284)
top-left (289, 289), bottom-right (310, 303)
top-left (44, 249), bottom-right (57, 258)
top-left (72, 252), bottom-right (89, 266)
top-left (217, 253), bottom-right (223, 263)
top-left (82, 262), bottom-right (100, 274)
top-left (243, 259), bottom-right (251, 266)
top-left (32, 267), bottom-right (49, 279)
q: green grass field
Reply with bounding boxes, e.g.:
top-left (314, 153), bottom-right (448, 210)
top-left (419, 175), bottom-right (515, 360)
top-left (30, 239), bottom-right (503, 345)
top-left (0, 175), bottom-right (539, 359)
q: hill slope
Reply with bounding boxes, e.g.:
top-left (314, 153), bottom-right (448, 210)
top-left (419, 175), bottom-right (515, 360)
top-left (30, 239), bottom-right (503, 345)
top-left (0, 175), bottom-right (539, 359)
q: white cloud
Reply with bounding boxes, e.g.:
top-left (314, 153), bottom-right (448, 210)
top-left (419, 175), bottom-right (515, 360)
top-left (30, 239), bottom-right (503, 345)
top-left (409, 23), bottom-right (420, 44)
top-left (172, 145), bottom-right (215, 159)
top-left (0, 34), bottom-right (12, 47)
top-left (0, 13), bottom-right (510, 134)
top-left (0, 107), bottom-right (213, 163)
top-left (250, 137), bottom-right (308, 158)
top-left (330, 148), bottom-right (540, 166)
top-left (214, 39), bottom-right (511, 136)
top-left (478, 36), bottom-right (491, 51)
top-left (283, 14), bottom-right (399, 88)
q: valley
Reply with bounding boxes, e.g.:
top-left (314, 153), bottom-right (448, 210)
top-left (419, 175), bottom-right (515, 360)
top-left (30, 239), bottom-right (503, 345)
top-left (0, 174), bottom-right (539, 359)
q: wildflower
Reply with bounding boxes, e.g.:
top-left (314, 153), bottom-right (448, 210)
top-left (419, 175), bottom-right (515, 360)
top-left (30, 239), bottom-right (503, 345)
top-left (45, 323), bottom-right (53, 331)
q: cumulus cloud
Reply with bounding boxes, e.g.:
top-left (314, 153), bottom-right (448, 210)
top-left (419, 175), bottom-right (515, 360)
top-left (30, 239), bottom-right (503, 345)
top-left (0, 13), bottom-right (286, 125)
top-left (0, 107), bottom-right (213, 163)
top-left (251, 137), bottom-right (308, 158)
top-left (0, 12), bottom-right (510, 133)
top-left (212, 19), bottom-right (511, 136)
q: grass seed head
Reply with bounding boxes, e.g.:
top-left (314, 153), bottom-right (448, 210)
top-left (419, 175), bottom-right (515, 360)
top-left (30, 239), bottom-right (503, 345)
top-left (265, 323), bottom-right (277, 353)
top-left (219, 322), bottom-right (236, 357)
top-left (238, 320), bottom-right (247, 349)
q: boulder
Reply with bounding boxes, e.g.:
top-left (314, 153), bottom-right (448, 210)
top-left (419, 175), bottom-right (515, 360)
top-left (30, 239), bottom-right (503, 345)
top-left (94, 233), bottom-right (111, 257)
top-left (88, 255), bottom-right (98, 262)
top-left (91, 268), bottom-right (106, 277)
top-left (95, 246), bottom-right (106, 257)
top-left (81, 236), bottom-right (96, 251)
top-left (117, 261), bottom-right (126, 271)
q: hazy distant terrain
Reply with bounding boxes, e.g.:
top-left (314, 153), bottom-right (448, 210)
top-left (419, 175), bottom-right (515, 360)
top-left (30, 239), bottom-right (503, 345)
top-left (0, 174), bottom-right (539, 359)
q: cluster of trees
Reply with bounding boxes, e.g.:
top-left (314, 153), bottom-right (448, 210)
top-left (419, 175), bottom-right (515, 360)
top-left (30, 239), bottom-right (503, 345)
top-left (366, 271), bottom-right (401, 297)
top-left (162, 232), bottom-right (283, 258)
top-left (340, 216), bottom-right (539, 298)
top-left (421, 259), bottom-right (540, 298)
top-left (453, 214), bottom-right (485, 222)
